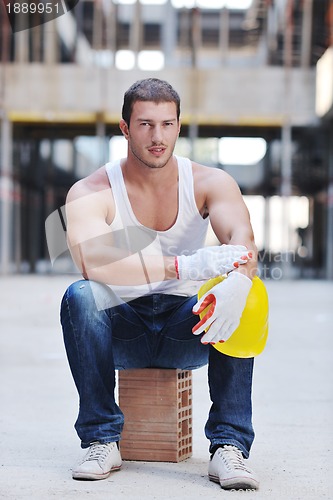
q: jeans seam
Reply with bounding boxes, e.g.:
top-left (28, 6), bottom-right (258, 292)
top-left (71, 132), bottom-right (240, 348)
top-left (63, 289), bottom-right (83, 393)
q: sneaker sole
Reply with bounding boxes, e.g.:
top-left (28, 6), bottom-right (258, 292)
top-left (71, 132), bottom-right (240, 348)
top-left (209, 472), bottom-right (259, 490)
top-left (72, 464), bottom-right (121, 481)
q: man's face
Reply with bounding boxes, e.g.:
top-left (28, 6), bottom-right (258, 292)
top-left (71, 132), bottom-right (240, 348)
top-left (121, 100), bottom-right (181, 169)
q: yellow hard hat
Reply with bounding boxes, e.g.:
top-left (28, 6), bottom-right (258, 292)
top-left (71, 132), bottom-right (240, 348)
top-left (197, 275), bottom-right (269, 358)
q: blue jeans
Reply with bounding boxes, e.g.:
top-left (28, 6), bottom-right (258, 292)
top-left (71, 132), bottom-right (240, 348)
top-left (60, 280), bottom-right (255, 457)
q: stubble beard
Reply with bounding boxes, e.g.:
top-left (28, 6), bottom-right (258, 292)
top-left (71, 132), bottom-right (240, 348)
top-left (129, 141), bottom-right (174, 170)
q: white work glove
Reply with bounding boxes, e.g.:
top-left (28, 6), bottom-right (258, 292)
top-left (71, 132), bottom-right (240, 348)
top-left (175, 245), bottom-right (252, 281)
top-left (192, 272), bottom-right (253, 344)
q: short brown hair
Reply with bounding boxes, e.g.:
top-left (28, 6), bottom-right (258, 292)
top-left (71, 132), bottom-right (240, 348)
top-left (122, 78), bottom-right (181, 126)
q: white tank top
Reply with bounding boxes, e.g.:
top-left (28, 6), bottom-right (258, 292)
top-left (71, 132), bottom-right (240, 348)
top-left (105, 155), bottom-right (209, 298)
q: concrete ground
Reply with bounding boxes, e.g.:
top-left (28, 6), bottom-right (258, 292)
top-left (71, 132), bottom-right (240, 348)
top-left (0, 275), bottom-right (332, 500)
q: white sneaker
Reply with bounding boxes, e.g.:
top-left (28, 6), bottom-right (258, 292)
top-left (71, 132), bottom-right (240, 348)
top-left (208, 445), bottom-right (259, 490)
top-left (72, 442), bottom-right (122, 480)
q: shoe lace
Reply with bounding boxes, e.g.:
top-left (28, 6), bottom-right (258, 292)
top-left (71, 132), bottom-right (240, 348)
top-left (83, 442), bottom-right (114, 464)
top-left (218, 445), bottom-right (252, 473)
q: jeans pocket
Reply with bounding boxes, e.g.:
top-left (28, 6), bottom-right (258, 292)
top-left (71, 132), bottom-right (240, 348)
top-left (111, 309), bottom-right (152, 368)
top-left (111, 308), bottom-right (148, 341)
top-left (113, 334), bottom-right (151, 369)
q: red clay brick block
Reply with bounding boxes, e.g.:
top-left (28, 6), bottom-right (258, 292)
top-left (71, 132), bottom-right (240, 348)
top-left (118, 368), bottom-right (192, 462)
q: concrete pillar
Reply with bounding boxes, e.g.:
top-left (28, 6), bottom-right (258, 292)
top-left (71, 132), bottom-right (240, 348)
top-left (190, 7), bottom-right (201, 68)
top-left (266, 3), bottom-right (278, 56)
top-left (281, 122), bottom-right (292, 258)
top-left (281, 0), bottom-right (293, 276)
top-left (44, 20), bottom-right (58, 64)
top-left (326, 126), bottom-right (333, 280)
top-left (179, 7), bottom-right (190, 60)
top-left (188, 121), bottom-right (198, 161)
top-left (130, 0), bottom-right (142, 67)
top-left (31, 24), bottom-right (43, 62)
top-left (106, 0), bottom-right (117, 66)
top-left (301, 0), bottom-right (313, 68)
top-left (96, 115), bottom-right (109, 166)
top-left (0, 115), bottom-right (13, 274)
top-left (219, 7), bottom-right (229, 65)
top-left (92, 0), bottom-right (103, 50)
top-left (14, 30), bottom-right (29, 63)
top-left (162, 0), bottom-right (177, 67)
top-left (263, 196), bottom-right (270, 251)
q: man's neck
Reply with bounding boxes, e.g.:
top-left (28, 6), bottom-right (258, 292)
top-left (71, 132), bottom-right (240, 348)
top-left (121, 155), bottom-right (178, 190)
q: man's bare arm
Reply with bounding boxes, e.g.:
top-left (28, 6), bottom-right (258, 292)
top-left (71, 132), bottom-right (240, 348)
top-left (65, 171), bottom-right (252, 286)
top-left (65, 182), bottom-right (176, 285)
top-left (205, 169), bottom-right (258, 280)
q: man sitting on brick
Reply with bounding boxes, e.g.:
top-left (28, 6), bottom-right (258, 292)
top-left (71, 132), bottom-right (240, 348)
top-left (60, 78), bottom-right (259, 490)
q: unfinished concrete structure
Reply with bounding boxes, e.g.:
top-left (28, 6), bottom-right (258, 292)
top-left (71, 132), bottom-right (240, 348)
top-left (0, 0), bottom-right (332, 279)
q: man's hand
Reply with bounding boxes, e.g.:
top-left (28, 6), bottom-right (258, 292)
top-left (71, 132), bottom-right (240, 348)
top-left (175, 245), bottom-right (252, 281)
top-left (192, 272), bottom-right (252, 344)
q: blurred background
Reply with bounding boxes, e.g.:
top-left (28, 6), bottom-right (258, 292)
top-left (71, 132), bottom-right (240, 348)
top-left (1, 0), bottom-right (333, 281)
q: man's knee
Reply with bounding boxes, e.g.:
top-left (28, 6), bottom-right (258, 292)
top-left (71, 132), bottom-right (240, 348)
top-left (61, 279), bottom-right (123, 314)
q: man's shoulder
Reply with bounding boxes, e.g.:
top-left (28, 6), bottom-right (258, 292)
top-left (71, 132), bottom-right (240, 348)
top-left (66, 166), bottom-right (110, 202)
top-left (192, 161), bottom-right (237, 187)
